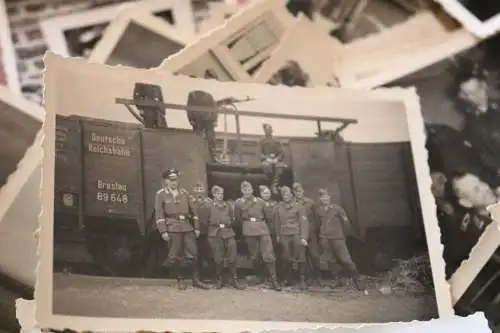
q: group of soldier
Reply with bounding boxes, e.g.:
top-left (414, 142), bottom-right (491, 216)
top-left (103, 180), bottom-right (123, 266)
top-left (154, 168), bottom-right (360, 292)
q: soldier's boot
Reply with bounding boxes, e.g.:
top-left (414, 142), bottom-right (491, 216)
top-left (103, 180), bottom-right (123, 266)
top-left (299, 263), bottom-right (307, 290)
top-left (191, 262), bottom-right (210, 290)
top-left (215, 264), bottom-right (224, 289)
top-left (267, 263), bottom-right (282, 291)
top-left (175, 265), bottom-right (188, 290)
top-left (229, 262), bottom-right (245, 290)
top-left (313, 262), bottom-right (324, 287)
top-left (284, 263), bottom-right (294, 286)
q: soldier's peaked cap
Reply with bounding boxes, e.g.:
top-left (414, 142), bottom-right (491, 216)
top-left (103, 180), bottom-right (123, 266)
top-left (241, 181), bottom-right (252, 189)
top-left (292, 182), bottom-right (303, 190)
top-left (259, 185), bottom-right (270, 192)
top-left (280, 186), bottom-right (292, 194)
top-left (211, 185), bottom-right (224, 194)
top-left (192, 182), bottom-right (205, 192)
top-left (162, 168), bottom-right (180, 179)
top-left (318, 188), bottom-right (329, 196)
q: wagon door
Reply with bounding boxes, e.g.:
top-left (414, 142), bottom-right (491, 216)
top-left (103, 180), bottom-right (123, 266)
top-left (141, 129), bottom-right (210, 230)
top-left (288, 139), bottom-right (345, 209)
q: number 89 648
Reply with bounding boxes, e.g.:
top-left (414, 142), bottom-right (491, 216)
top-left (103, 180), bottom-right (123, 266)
top-left (96, 192), bottom-right (129, 204)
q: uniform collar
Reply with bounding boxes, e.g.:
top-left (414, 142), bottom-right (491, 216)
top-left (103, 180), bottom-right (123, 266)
top-left (214, 200), bottom-right (226, 208)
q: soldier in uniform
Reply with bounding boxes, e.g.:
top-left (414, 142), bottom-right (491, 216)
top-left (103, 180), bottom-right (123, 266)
top-left (316, 188), bottom-right (360, 289)
top-left (186, 90), bottom-right (219, 161)
top-left (257, 124), bottom-right (287, 194)
top-left (154, 168), bottom-right (210, 290)
top-left (190, 182), bottom-right (214, 282)
top-left (234, 181), bottom-right (282, 291)
top-left (275, 186), bottom-right (309, 290)
top-left (292, 182), bottom-right (323, 286)
top-left (259, 185), bottom-right (281, 281)
top-left (207, 185), bottom-right (245, 290)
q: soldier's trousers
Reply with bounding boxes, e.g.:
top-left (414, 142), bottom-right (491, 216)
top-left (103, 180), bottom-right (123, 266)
top-left (280, 234), bottom-right (306, 263)
top-left (320, 237), bottom-right (358, 277)
top-left (307, 232), bottom-right (321, 264)
top-left (245, 235), bottom-right (276, 263)
top-left (262, 162), bottom-right (285, 187)
top-left (164, 232), bottom-right (197, 267)
top-left (196, 234), bottom-right (212, 262)
top-left (208, 236), bottom-right (237, 265)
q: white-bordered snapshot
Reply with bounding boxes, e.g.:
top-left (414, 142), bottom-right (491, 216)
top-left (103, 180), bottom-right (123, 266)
top-left (159, 0), bottom-right (295, 82)
top-left (253, 13), bottom-right (344, 87)
top-left (40, 0), bottom-right (195, 59)
top-left (0, 0), bottom-right (21, 94)
top-left (38, 53), bottom-right (453, 331)
top-left (435, 0), bottom-right (500, 39)
top-left (337, 12), bottom-right (479, 89)
top-left (449, 203), bottom-right (500, 323)
top-left (0, 86), bottom-right (43, 286)
top-left (88, 8), bottom-right (192, 68)
top-left (380, 32), bottom-right (500, 288)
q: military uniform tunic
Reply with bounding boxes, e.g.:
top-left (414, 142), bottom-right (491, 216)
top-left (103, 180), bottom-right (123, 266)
top-left (275, 201), bottom-right (309, 263)
top-left (234, 196), bottom-right (276, 263)
top-left (207, 201), bottom-right (237, 265)
top-left (316, 203), bottom-right (357, 275)
top-left (191, 195), bottom-right (213, 261)
top-left (296, 197), bottom-right (321, 261)
top-left (155, 187), bottom-right (199, 265)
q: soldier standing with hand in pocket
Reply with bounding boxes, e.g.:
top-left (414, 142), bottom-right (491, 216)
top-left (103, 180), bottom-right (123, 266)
top-left (316, 188), bottom-right (360, 289)
top-left (207, 185), bottom-right (245, 290)
top-left (154, 168), bottom-right (210, 290)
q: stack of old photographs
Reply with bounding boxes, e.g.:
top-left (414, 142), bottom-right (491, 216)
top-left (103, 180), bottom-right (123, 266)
top-left (0, 0), bottom-right (499, 331)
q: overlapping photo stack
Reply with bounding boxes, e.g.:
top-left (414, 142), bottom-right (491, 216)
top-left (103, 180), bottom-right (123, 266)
top-left (2, 0), bottom-right (500, 332)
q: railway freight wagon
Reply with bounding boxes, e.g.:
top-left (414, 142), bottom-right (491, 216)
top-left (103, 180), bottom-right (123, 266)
top-left (53, 114), bottom-right (424, 277)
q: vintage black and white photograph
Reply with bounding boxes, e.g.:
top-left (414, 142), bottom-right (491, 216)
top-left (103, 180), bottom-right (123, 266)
top-left (435, 0), bottom-right (500, 38)
top-left (87, 8), bottom-right (191, 68)
top-left (39, 0), bottom-right (192, 59)
top-left (382, 33), bottom-right (500, 293)
top-left (37, 53), bottom-right (453, 331)
top-left (254, 14), bottom-right (342, 87)
top-left (286, 0), bottom-right (422, 43)
top-left (159, 0), bottom-right (295, 82)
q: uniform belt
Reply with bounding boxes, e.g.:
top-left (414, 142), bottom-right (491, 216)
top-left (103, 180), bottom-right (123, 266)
top-left (165, 214), bottom-right (188, 220)
top-left (244, 218), bottom-right (263, 223)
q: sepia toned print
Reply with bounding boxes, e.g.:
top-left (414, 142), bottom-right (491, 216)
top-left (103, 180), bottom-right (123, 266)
top-left (88, 9), bottom-right (191, 68)
top-left (435, 0), bottom-right (500, 38)
top-left (38, 53), bottom-right (453, 331)
top-left (159, 0), bottom-right (295, 82)
top-left (382, 34), bottom-right (500, 285)
top-left (39, 0), bottom-right (192, 58)
top-left (253, 13), bottom-right (343, 87)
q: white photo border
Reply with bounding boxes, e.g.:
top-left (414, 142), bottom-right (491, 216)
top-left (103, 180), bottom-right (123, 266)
top-left (435, 0), bottom-right (500, 39)
top-left (40, 0), bottom-right (196, 58)
top-left (88, 7), bottom-right (192, 65)
top-left (158, 0), bottom-right (295, 82)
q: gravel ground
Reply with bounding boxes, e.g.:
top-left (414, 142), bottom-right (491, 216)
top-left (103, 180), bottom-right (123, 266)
top-left (52, 273), bottom-right (438, 323)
